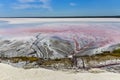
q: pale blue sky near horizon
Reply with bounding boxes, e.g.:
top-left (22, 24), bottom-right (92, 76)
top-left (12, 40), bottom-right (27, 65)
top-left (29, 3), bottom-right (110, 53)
top-left (0, 0), bottom-right (120, 17)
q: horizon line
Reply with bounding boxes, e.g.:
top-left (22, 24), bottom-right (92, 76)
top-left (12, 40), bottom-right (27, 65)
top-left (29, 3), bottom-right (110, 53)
top-left (0, 16), bottom-right (120, 18)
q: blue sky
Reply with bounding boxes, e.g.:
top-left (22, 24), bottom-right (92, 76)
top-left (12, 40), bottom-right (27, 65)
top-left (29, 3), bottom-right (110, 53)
top-left (0, 0), bottom-right (120, 17)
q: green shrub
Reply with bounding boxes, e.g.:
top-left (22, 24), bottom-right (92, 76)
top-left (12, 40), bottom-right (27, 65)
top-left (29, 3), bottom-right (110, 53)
top-left (112, 49), bottom-right (120, 53)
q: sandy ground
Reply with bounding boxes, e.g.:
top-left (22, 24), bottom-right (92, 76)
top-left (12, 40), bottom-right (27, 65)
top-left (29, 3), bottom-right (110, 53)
top-left (0, 18), bottom-right (120, 24)
top-left (0, 63), bottom-right (120, 80)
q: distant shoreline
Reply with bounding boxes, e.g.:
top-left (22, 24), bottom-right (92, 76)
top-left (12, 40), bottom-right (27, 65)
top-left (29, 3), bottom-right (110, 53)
top-left (0, 16), bottom-right (120, 18)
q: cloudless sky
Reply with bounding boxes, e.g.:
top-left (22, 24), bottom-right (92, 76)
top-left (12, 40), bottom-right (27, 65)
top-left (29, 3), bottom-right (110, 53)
top-left (0, 0), bottom-right (120, 17)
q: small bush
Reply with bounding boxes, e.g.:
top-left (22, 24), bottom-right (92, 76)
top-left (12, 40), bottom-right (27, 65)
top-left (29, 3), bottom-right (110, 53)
top-left (112, 49), bottom-right (120, 53)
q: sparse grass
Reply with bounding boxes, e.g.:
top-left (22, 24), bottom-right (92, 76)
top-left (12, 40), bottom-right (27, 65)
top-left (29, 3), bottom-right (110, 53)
top-left (112, 48), bottom-right (120, 53)
top-left (1, 48), bottom-right (120, 68)
top-left (75, 49), bottom-right (120, 68)
top-left (0, 57), bottom-right (72, 68)
top-left (8, 57), bottom-right (40, 63)
top-left (76, 48), bottom-right (120, 63)
top-left (42, 58), bottom-right (72, 67)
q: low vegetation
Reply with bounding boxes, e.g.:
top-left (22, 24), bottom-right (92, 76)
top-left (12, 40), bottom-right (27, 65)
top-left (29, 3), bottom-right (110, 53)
top-left (0, 48), bottom-right (120, 69)
top-left (42, 58), bottom-right (72, 68)
top-left (9, 57), bottom-right (40, 63)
